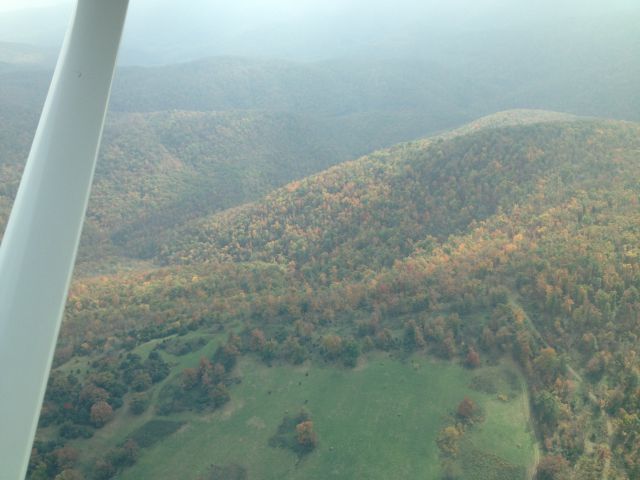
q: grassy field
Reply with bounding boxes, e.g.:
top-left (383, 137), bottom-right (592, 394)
top-left (68, 331), bottom-right (223, 469)
top-left (112, 353), bottom-right (536, 480)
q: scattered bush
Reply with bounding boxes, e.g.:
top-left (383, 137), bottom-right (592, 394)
top-left (129, 392), bottom-right (151, 415)
top-left (269, 410), bottom-right (318, 456)
top-left (535, 455), bottom-right (570, 480)
top-left (89, 401), bottom-right (113, 428)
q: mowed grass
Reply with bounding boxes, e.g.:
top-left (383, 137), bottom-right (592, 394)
top-left (462, 363), bottom-right (539, 479)
top-left (119, 354), bottom-right (537, 480)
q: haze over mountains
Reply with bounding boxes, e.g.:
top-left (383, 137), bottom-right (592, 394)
top-left (0, 56), bottom-right (482, 270)
top-left (2, 2), bottom-right (640, 479)
top-left (2, 0), bottom-right (639, 64)
top-left (1, 20), bottom-right (640, 272)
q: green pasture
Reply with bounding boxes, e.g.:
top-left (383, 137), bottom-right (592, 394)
top-left (115, 353), bottom-right (536, 480)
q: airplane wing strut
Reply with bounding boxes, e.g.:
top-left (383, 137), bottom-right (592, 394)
top-left (0, 1), bottom-right (129, 477)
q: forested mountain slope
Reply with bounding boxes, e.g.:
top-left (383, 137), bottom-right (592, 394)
top-left (2, 108), bottom-right (386, 267)
top-left (156, 113), bottom-right (596, 275)
top-left (0, 57), bottom-right (489, 272)
top-left (1, 50), bottom-right (638, 272)
top-left (81, 108), bottom-right (419, 263)
top-left (29, 116), bottom-right (640, 479)
top-left (0, 56), bottom-right (482, 117)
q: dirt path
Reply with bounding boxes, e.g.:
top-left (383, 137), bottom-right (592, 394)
top-left (507, 294), bottom-right (612, 480)
top-left (522, 382), bottom-right (541, 480)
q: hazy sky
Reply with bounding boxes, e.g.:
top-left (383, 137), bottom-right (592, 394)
top-left (2, 0), bottom-right (638, 15)
top-left (1, 0), bottom-right (639, 64)
top-left (0, 0), bottom-right (69, 13)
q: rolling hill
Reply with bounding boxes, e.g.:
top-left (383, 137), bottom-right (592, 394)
top-left (0, 56), bottom-right (490, 274)
top-left (2, 4), bottom-right (640, 480)
top-left (25, 112), bottom-right (640, 479)
top-left (2, 47), bottom-right (639, 273)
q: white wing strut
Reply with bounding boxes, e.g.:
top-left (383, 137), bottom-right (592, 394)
top-left (0, 1), bottom-right (129, 477)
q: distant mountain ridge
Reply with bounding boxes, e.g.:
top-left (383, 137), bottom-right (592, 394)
top-left (0, 108), bottom-right (604, 276)
top-left (156, 113), bottom-right (625, 275)
top-left (0, 42), bottom-right (56, 68)
top-left (1, 48), bottom-right (638, 276)
top-left (0, 56), bottom-right (491, 273)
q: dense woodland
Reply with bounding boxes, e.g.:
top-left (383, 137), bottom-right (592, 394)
top-left (3, 41), bottom-right (640, 480)
top-left (0, 57), bottom-right (496, 273)
top-left (2, 50), bottom-right (637, 273)
top-left (0, 2), bottom-right (639, 477)
top-left (6, 116), bottom-right (638, 479)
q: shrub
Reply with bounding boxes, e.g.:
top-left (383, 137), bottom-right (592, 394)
top-left (536, 455), bottom-right (570, 480)
top-left (129, 392), bottom-right (150, 415)
top-left (89, 401), bottom-right (113, 428)
top-left (269, 410), bottom-right (317, 456)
